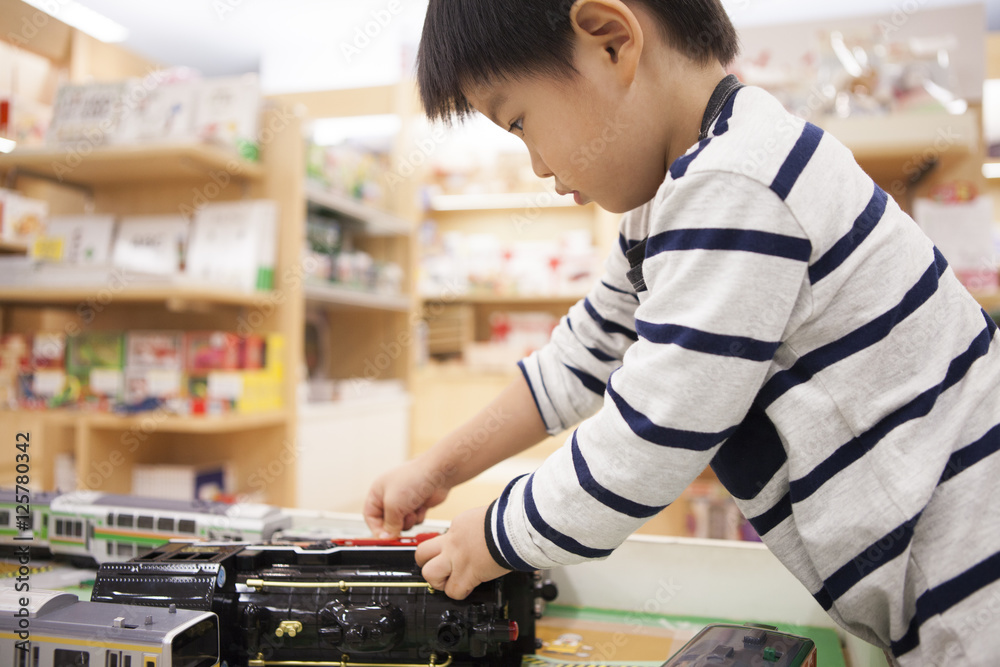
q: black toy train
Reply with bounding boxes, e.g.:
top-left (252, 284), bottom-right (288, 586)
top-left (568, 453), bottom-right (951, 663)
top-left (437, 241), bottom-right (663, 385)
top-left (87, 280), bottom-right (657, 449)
top-left (91, 534), bottom-right (557, 667)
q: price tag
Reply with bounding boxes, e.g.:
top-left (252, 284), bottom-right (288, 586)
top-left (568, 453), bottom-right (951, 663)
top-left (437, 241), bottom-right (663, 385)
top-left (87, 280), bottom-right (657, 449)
top-left (31, 236), bottom-right (64, 261)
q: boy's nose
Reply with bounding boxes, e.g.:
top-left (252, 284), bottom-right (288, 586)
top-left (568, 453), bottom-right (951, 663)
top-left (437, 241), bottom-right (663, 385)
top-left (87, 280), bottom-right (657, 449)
top-left (528, 146), bottom-right (553, 179)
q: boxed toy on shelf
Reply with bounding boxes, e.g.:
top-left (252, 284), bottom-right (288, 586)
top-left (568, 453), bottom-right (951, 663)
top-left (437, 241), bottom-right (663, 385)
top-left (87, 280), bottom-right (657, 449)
top-left (112, 215), bottom-right (189, 276)
top-left (303, 212), bottom-right (405, 295)
top-left (44, 215), bottom-right (116, 264)
top-left (66, 331), bottom-right (125, 408)
top-left (1, 329), bottom-right (283, 416)
top-left (186, 200), bottom-right (278, 291)
top-left (0, 188), bottom-right (48, 247)
top-left (46, 73), bottom-right (262, 157)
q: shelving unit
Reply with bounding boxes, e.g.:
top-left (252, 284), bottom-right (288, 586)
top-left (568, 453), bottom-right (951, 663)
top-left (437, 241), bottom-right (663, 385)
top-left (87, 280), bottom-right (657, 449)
top-left (0, 107), bottom-right (305, 506)
top-left (0, 142), bottom-right (267, 186)
top-left (817, 111), bottom-right (981, 194)
top-left (303, 283), bottom-right (411, 312)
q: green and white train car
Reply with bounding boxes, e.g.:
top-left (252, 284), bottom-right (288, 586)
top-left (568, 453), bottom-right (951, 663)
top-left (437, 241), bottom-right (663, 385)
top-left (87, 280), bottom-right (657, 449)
top-left (0, 589), bottom-right (219, 667)
top-left (0, 490), bottom-right (58, 549)
top-left (38, 491), bottom-right (290, 565)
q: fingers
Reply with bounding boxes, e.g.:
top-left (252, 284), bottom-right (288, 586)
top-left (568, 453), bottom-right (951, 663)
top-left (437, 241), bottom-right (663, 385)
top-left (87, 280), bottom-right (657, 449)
top-left (362, 487), bottom-right (386, 537)
top-left (415, 535), bottom-right (442, 567)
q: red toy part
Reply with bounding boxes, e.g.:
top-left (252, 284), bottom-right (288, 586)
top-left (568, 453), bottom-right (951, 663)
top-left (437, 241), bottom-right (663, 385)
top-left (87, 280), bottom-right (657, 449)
top-left (330, 532), bottom-right (440, 547)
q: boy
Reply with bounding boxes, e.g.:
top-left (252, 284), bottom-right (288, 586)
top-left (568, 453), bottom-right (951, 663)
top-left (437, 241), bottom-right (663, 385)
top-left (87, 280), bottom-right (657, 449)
top-left (364, 1), bottom-right (1000, 664)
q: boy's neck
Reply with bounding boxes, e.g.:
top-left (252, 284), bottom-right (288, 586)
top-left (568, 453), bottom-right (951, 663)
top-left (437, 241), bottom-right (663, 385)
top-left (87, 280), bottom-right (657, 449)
top-left (659, 63), bottom-right (730, 169)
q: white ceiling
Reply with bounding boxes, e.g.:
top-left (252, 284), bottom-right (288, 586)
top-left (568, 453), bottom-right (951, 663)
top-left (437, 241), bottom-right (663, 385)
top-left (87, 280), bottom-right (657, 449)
top-left (73, 0), bottom-right (996, 91)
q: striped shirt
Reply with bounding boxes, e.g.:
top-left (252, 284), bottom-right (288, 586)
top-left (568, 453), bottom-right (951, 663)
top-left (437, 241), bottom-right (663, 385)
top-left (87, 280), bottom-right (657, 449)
top-left (485, 85), bottom-right (1000, 664)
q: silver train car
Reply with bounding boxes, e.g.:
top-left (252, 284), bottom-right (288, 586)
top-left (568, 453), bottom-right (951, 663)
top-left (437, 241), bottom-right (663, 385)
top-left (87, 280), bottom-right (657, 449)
top-left (0, 588), bottom-right (219, 667)
top-left (0, 489), bottom-right (291, 565)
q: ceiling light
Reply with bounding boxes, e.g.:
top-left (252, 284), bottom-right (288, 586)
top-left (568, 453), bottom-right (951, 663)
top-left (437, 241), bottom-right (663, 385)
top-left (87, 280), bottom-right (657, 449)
top-left (20, 0), bottom-right (129, 43)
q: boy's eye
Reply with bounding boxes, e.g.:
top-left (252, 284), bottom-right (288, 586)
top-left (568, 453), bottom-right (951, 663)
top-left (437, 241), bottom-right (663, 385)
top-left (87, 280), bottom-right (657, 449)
top-left (508, 118), bottom-right (523, 133)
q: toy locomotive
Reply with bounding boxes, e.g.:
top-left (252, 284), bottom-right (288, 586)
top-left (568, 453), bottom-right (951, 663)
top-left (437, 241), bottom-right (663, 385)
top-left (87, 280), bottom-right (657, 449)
top-left (91, 536), bottom-right (558, 667)
top-left (0, 588), bottom-right (220, 667)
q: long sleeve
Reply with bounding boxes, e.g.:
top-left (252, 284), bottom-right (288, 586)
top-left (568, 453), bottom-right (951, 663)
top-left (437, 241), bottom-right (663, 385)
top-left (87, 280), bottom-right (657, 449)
top-left (518, 223), bottom-right (643, 434)
top-left (488, 171), bottom-right (812, 569)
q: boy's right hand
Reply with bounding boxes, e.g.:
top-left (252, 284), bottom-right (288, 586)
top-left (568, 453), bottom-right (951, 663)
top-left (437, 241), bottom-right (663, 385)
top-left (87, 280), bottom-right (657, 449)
top-left (363, 459), bottom-right (450, 538)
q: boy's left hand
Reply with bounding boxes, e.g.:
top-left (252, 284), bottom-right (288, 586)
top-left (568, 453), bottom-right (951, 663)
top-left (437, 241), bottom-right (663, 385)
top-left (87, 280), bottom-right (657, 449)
top-left (415, 504), bottom-right (511, 599)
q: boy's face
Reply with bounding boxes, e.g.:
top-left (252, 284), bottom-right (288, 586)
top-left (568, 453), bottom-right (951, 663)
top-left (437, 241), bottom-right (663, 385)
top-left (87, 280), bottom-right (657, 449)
top-left (465, 68), bottom-right (668, 214)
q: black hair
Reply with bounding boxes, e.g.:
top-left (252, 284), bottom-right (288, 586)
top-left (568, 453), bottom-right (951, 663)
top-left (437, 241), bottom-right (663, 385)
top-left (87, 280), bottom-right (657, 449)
top-left (417, 0), bottom-right (740, 122)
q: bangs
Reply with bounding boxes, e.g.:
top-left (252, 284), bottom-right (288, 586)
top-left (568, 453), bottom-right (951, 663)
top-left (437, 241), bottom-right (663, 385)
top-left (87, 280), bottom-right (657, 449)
top-left (416, 0), bottom-right (577, 123)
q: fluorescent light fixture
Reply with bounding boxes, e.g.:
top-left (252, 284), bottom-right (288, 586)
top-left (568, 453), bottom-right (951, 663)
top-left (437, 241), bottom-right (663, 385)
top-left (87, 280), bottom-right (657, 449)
top-left (983, 163), bottom-right (1000, 180)
top-left (0, 137), bottom-right (16, 154)
top-left (20, 0), bottom-right (129, 43)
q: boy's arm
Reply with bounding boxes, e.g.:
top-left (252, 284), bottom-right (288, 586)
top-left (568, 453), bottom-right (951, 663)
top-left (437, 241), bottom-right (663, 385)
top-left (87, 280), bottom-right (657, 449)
top-left (485, 171), bottom-right (811, 570)
top-left (366, 222), bottom-right (644, 538)
top-left (519, 225), bottom-right (644, 433)
top-left (364, 372), bottom-right (549, 538)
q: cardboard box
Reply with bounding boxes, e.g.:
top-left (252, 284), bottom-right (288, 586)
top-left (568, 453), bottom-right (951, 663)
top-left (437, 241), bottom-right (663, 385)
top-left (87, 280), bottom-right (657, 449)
top-left (184, 331), bottom-right (241, 371)
top-left (126, 331), bottom-right (183, 370)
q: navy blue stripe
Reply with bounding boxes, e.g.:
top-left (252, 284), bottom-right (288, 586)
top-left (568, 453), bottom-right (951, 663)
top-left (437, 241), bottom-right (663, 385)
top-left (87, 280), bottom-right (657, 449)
top-left (939, 422), bottom-right (1000, 485)
top-left (564, 364), bottom-right (605, 396)
top-left (748, 492), bottom-right (792, 536)
top-left (635, 320), bottom-right (780, 362)
top-left (771, 123), bottom-right (824, 201)
top-left (891, 551), bottom-right (1000, 657)
top-left (790, 322), bottom-right (994, 503)
top-left (712, 89), bottom-right (740, 135)
top-left (809, 185), bottom-right (888, 284)
top-left (668, 90), bottom-right (740, 180)
top-left (645, 228), bottom-right (811, 263)
top-left (984, 307), bottom-right (998, 337)
top-left (584, 298), bottom-right (638, 342)
top-left (493, 475), bottom-right (535, 572)
top-left (711, 402), bottom-right (787, 500)
top-left (619, 234), bottom-right (643, 255)
top-left (517, 360), bottom-right (545, 423)
top-left (606, 379), bottom-right (736, 451)
top-left (823, 512), bottom-right (923, 603)
top-left (812, 586), bottom-right (834, 612)
top-left (484, 499), bottom-right (513, 570)
top-left (761, 249), bottom-right (950, 408)
top-left (669, 138), bottom-right (711, 180)
top-left (567, 316), bottom-right (621, 363)
top-left (571, 432), bottom-right (664, 519)
top-left (601, 280), bottom-right (639, 301)
top-left (523, 474), bottom-right (614, 559)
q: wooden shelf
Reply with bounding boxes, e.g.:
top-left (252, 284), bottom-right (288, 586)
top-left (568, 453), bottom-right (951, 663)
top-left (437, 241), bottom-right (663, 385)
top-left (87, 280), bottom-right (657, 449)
top-left (306, 183), bottom-right (412, 235)
top-left (972, 291), bottom-right (1000, 313)
top-left (26, 409), bottom-right (289, 433)
top-left (816, 112), bottom-right (979, 187)
top-left (0, 143), bottom-right (265, 186)
top-left (0, 242), bottom-right (28, 254)
top-left (304, 283), bottom-right (411, 312)
top-left (83, 410), bottom-right (289, 433)
top-left (422, 292), bottom-right (586, 305)
top-left (0, 285), bottom-right (278, 308)
top-left (429, 191), bottom-right (580, 212)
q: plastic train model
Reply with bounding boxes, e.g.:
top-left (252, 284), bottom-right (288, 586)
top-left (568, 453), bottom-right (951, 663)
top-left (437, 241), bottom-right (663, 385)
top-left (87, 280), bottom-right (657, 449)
top-left (659, 623), bottom-right (818, 667)
top-left (0, 489), bottom-right (291, 565)
top-left (0, 588), bottom-right (220, 667)
top-left (91, 537), bottom-right (558, 667)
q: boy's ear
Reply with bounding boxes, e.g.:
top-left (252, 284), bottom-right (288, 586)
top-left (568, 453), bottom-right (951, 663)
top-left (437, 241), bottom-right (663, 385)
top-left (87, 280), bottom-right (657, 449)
top-left (569, 0), bottom-right (643, 85)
